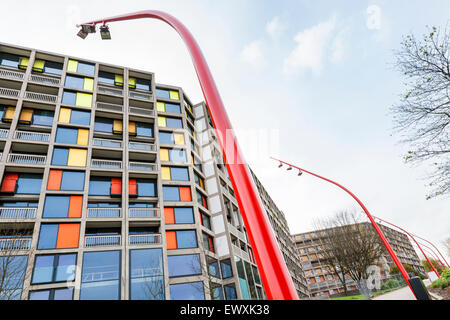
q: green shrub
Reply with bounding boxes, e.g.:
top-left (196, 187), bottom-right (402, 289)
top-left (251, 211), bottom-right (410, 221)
top-left (381, 279), bottom-right (400, 290)
top-left (441, 268), bottom-right (450, 280)
top-left (431, 277), bottom-right (450, 289)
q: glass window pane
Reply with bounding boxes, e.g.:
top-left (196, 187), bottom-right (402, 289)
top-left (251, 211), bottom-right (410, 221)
top-left (43, 196), bottom-right (70, 218)
top-left (62, 91), bottom-right (77, 106)
top-left (94, 117), bottom-right (113, 133)
top-left (135, 122), bottom-right (153, 137)
top-left (53, 288), bottom-right (74, 300)
top-left (29, 290), bottom-right (51, 300)
top-left (135, 79), bottom-right (151, 91)
top-left (89, 178), bottom-right (111, 196)
top-left (0, 53), bottom-right (20, 68)
top-left (70, 109), bottom-right (91, 125)
top-left (98, 71), bottom-right (115, 85)
top-left (65, 75), bottom-right (85, 90)
top-left (77, 62), bottom-right (95, 76)
top-left (32, 110), bottom-right (54, 126)
top-left (52, 148), bottom-right (69, 165)
top-left (129, 248), bottom-right (164, 300)
top-left (170, 282), bottom-right (205, 300)
top-left (162, 186), bottom-right (179, 201)
top-left (208, 260), bottom-right (220, 278)
top-left (168, 254), bottom-right (201, 277)
top-left (170, 167), bottom-right (189, 181)
top-left (0, 255), bottom-right (27, 299)
top-left (169, 149), bottom-right (186, 163)
top-left (137, 179), bottom-right (156, 197)
top-left (220, 259), bottom-right (233, 279)
top-left (165, 103), bottom-right (181, 114)
top-left (159, 132), bottom-right (174, 144)
top-left (130, 276), bottom-right (164, 300)
top-left (212, 286), bottom-right (224, 300)
top-left (44, 61), bottom-right (63, 75)
top-left (37, 224), bottom-right (59, 249)
top-left (174, 208), bottom-right (194, 224)
top-left (156, 89), bottom-right (170, 99)
top-left (55, 254), bottom-right (77, 282)
top-left (176, 230), bottom-right (197, 249)
top-left (32, 255), bottom-right (55, 283)
top-left (224, 284), bottom-right (238, 300)
top-left (56, 127), bottom-right (78, 144)
top-left (61, 171), bottom-right (85, 191)
top-left (166, 117), bottom-right (183, 129)
top-left (80, 280), bottom-right (120, 300)
top-left (16, 173), bottom-right (42, 194)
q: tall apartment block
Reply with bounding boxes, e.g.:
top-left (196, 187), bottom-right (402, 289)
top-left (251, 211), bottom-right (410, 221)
top-left (293, 223), bottom-right (425, 297)
top-left (0, 42), bottom-right (272, 300)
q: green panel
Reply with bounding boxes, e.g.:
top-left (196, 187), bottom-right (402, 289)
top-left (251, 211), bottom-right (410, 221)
top-left (75, 92), bottom-right (92, 108)
top-left (67, 60), bottom-right (78, 73)
top-left (83, 78), bottom-right (94, 91)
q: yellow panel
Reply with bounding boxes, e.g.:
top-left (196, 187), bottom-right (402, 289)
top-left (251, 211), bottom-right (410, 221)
top-left (128, 77), bottom-right (136, 89)
top-left (77, 129), bottom-right (89, 145)
top-left (2, 107), bottom-right (16, 122)
top-left (59, 108), bottom-right (71, 123)
top-left (160, 148), bottom-right (169, 161)
top-left (156, 102), bottom-right (165, 112)
top-left (169, 90), bottom-right (179, 100)
top-left (128, 121), bottom-right (136, 136)
top-left (113, 120), bottom-right (123, 134)
top-left (67, 60), bottom-right (78, 73)
top-left (161, 167), bottom-right (171, 180)
top-left (83, 78), bottom-right (94, 91)
top-left (19, 108), bottom-right (33, 124)
top-left (75, 92), bottom-right (92, 108)
top-left (158, 116), bottom-right (166, 127)
top-left (67, 148), bottom-right (87, 167)
top-left (115, 75), bottom-right (123, 86)
top-left (18, 57), bottom-right (29, 70)
top-left (174, 133), bottom-right (185, 145)
top-left (33, 60), bottom-right (45, 72)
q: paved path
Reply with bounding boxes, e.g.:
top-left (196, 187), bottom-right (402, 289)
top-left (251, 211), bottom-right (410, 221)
top-left (372, 286), bottom-right (416, 300)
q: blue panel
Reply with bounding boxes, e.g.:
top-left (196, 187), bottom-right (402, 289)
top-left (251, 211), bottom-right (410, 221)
top-left (208, 260), bottom-right (220, 278)
top-left (168, 254), bottom-right (201, 277)
top-left (0, 53), bottom-right (20, 68)
top-left (166, 117), bottom-right (183, 129)
top-left (51, 148), bottom-right (69, 166)
top-left (55, 127), bottom-right (78, 144)
top-left (29, 290), bottom-right (51, 300)
top-left (65, 75), bottom-right (85, 90)
top-left (220, 259), bottom-right (233, 279)
top-left (170, 282), bottom-right (205, 300)
top-left (61, 91), bottom-right (77, 106)
top-left (80, 280), bottom-right (120, 300)
top-left (135, 122), bottom-right (153, 138)
top-left (170, 167), bottom-right (189, 181)
top-left (137, 179), bottom-right (156, 197)
top-left (54, 254), bottom-right (77, 282)
top-left (156, 88), bottom-right (170, 99)
top-left (61, 171), bottom-right (85, 191)
top-left (77, 62), bottom-right (95, 76)
top-left (32, 110), bottom-right (54, 126)
top-left (16, 173), bottom-right (42, 194)
top-left (169, 149), bottom-right (186, 163)
top-left (43, 196), bottom-right (70, 218)
top-left (53, 288), bottom-right (74, 300)
top-left (239, 278), bottom-right (250, 299)
top-left (89, 178), bottom-right (111, 196)
top-left (70, 109), bottom-right (91, 125)
top-left (37, 224), bottom-right (59, 250)
top-left (162, 186), bottom-right (179, 201)
top-left (98, 71), bottom-right (115, 85)
top-left (130, 249), bottom-right (163, 278)
top-left (224, 284), bottom-right (237, 300)
top-left (32, 255), bottom-right (55, 283)
top-left (176, 230), bottom-right (197, 249)
top-left (44, 61), bottom-right (63, 75)
top-left (135, 79), bottom-right (151, 91)
top-left (212, 286), bottom-right (224, 300)
top-left (94, 117), bottom-right (113, 133)
top-left (159, 132), bottom-right (174, 144)
top-left (174, 207), bottom-right (194, 224)
top-left (165, 103), bottom-right (181, 114)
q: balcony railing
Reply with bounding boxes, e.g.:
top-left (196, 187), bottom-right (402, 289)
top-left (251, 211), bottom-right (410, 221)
top-left (129, 91), bottom-right (152, 101)
top-left (93, 138), bottom-right (122, 148)
top-left (14, 130), bottom-right (50, 142)
top-left (0, 207), bottom-right (37, 219)
top-left (0, 87), bottom-right (20, 98)
top-left (129, 234), bottom-right (161, 245)
top-left (0, 237), bottom-right (32, 251)
top-left (128, 162), bottom-right (157, 172)
top-left (7, 153), bottom-right (46, 165)
top-left (0, 129), bottom-right (9, 139)
top-left (85, 235), bottom-right (121, 247)
top-left (0, 68), bottom-right (24, 80)
top-left (29, 74), bottom-right (60, 86)
top-left (129, 106), bottom-right (154, 117)
top-left (96, 101), bottom-right (123, 113)
top-left (87, 208), bottom-right (122, 218)
top-left (128, 208), bottom-right (160, 218)
top-left (24, 91), bottom-right (58, 103)
top-left (128, 141), bottom-right (155, 151)
top-left (98, 85), bottom-right (123, 96)
top-left (91, 159), bottom-right (122, 169)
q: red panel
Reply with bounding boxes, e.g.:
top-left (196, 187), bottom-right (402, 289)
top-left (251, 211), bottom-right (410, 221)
top-left (111, 178), bottom-right (122, 197)
top-left (47, 170), bottom-right (62, 190)
top-left (1, 173), bottom-right (19, 193)
top-left (68, 196), bottom-right (83, 218)
top-left (56, 223), bottom-right (80, 249)
top-left (129, 178), bottom-right (137, 197)
top-left (179, 187), bottom-right (191, 202)
top-left (202, 196), bottom-right (208, 209)
top-left (166, 231), bottom-right (177, 249)
top-left (208, 237), bottom-right (215, 253)
top-left (164, 208), bottom-right (175, 224)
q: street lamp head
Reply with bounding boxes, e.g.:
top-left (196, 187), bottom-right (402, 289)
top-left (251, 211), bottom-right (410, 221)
top-left (77, 24), bottom-right (96, 39)
top-left (287, 166), bottom-right (293, 171)
top-left (100, 25), bottom-right (111, 40)
top-left (278, 163), bottom-right (283, 168)
top-left (298, 170), bottom-right (303, 176)
top-left (77, 29), bottom-right (88, 39)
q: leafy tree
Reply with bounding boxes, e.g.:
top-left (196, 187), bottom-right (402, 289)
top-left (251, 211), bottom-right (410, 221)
top-left (421, 258), bottom-right (443, 275)
top-left (392, 24), bottom-right (450, 199)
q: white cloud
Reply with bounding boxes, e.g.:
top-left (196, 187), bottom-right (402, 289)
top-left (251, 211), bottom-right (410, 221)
top-left (366, 5), bottom-right (382, 30)
top-left (240, 40), bottom-right (267, 69)
top-left (266, 16), bottom-right (286, 39)
top-left (283, 15), bottom-right (340, 75)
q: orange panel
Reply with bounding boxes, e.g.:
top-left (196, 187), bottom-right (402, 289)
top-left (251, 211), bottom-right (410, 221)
top-left (164, 208), bottom-right (175, 224)
top-left (68, 196), bottom-right (83, 218)
top-left (208, 237), bottom-right (215, 253)
top-left (179, 187), bottom-right (191, 202)
top-left (56, 223), bottom-right (80, 249)
top-left (129, 178), bottom-right (137, 196)
top-left (47, 170), bottom-right (62, 190)
top-left (166, 231), bottom-right (177, 249)
top-left (111, 178), bottom-right (122, 196)
top-left (1, 173), bottom-right (19, 192)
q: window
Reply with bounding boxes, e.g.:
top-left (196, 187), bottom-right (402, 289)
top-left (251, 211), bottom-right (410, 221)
top-left (235, 256), bottom-right (250, 299)
top-left (47, 170), bottom-right (85, 191)
top-left (29, 288), bottom-right (73, 300)
top-left (160, 148), bottom-right (187, 163)
top-left (156, 88), bottom-right (179, 100)
top-left (200, 211), bottom-right (211, 230)
top-left (194, 172), bottom-right (205, 190)
top-left (51, 147), bottom-right (87, 167)
top-left (196, 190), bottom-right (208, 209)
top-left (65, 75), bottom-right (94, 91)
top-left (55, 127), bottom-right (89, 145)
top-left (43, 195), bottom-right (82, 218)
top-left (134, 121), bottom-right (153, 137)
top-left (211, 285), bottom-right (224, 300)
top-left (161, 166), bottom-right (189, 181)
top-left (159, 131), bottom-right (184, 145)
top-left (17, 108), bottom-right (54, 126)
top-left (0, 255), bottom-right (27, 300)
top-left (0, 52), bottom-right (25, 68)
top-left (129, 248), bottom-right (164, 300)
top-left (162, 186), bottom-right (191, 202)
top-left (89, 177), bottom-right (115, 196)
top-left (32, 60), bottom-right (63, 75)
top-left (158, 116), bottom-right (183, 129)
top-left (1, 106), bottom-right (15, 123)
top-left (166, 230), bottom-right (197, 249)
top-left (136, 179), bottom-right (157, 197)
top-left (67, 59), bottom-right (95, 76)
top-left (170, 282), bottom-right (204, 300)
top-left (164, 207), bottom-right (194, 224)
top-left (131, 77), bottom-right (151, 91)
top-left (203, 233), bottom-right (215, 253)
top-left (224, 284), bottom-right (237, 300)
top-left (62, 90), bottom-right (93, 108)
top-left (0, 173), bottom-right (42, 194)
top-left (208, 259), bottom-right (220, 278)
top-left (157, 101), bottom-right (181, 114)
top-left (80, 251), bottom-right (121, 300)
top-left (32, 253), bottom-right (76, 284)
top-left (59, 108), bottom-right (90, 126)
top-left (98, 71), bottom-right (123, 87)
top-left (220, 259), bottom-right (233, 279)
top-left (168, 254), bottom-right (201, 277)
top-left (37, 224), bottom-right (80, 249)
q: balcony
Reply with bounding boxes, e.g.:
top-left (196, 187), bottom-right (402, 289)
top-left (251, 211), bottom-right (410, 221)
top-left (0, 87), bottom-right (20, 98)
top-left (128, 141), bottom-right (155, 151)
top-left (96, 101), bottom-right (123, 113)
top-left (129, 106), bottom-right (154, 117)
top-left (98, 85), bottom-right (123, 97)
top-left (87, 208), bottom-right (121, 218)
top-left (129, 91), bottom-right (152, 101)
top-left (0, 207), bottom-right (37, 219)
top-left (128, 162), bottom-right (157, 172)
top-left (14, 130), bottom-right (50, 142)
top-left (7, 153), bottom-right (46, 165)
top-left (85, 235), bottom-right (121, 248)
top-left (0, 68), bottom-right (24, 81)
top-left (129, 233), bottom-right (161, 245)
top-left (129, 207), bottom-right (160, 219)
top-left (93, 138), bottom-right (122, 149)
top-left (24, 91), bottom-right (58, 104)
top-left (91, 159), bottom-right (122, 169)
top-left (0, 237), bottom-right (32, 251)
top-left (0, 129), bottom-right (9, 139)
top-left (29, 74), bottom-right (60, 86)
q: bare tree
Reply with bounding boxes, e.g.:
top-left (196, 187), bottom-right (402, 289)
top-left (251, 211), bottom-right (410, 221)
top-left (391, 24), bottom-right (450, 199)
top-left (444, 237), bottom-right (450, 258)
top-left (188, 251), bottom-right (223, 300)
top-left (314, 210), bottom-right (382, 297)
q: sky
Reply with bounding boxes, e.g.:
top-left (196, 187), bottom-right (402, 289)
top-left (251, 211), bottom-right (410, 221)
top-left (1, 0), bottom-right (449, 262)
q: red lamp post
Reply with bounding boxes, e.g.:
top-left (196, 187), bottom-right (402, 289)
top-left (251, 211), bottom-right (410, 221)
top-left (270, 157), bottom-right (418, 299)
top-left (420, 245), bottom-right (446, 270)
top-left (410, 233), bottom-right (450, 268)
top-left (76, 10), bottom-right (298, 300)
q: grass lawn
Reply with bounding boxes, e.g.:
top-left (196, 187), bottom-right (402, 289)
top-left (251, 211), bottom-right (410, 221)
top-left (330, 295), bottom-right (365, 300)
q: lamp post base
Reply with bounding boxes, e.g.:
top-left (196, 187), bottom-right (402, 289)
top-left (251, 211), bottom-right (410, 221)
top-left (408, 277), bottom-right (431, 300)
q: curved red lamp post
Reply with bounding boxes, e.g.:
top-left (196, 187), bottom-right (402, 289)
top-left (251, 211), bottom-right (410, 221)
top-left (419, 245), bottom-right (446, 270)
top-left (77, 11), bottom-right (298, 300)
top-left (270, 157), bottom-right (418, 299)
top-left (373, 216), bottom-right (441, 279)
top-left (410, 233), bottom-right (449, 268)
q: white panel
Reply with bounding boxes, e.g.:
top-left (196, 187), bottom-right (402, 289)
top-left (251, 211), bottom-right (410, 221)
top-left (208, 195), bottom-right (222, 214)
top-left (195, 118), bottom-right (206, 132)
top-left (199, 131), bottom-right (210, 146)
top-left (215, 235), bottom-right (230, 257)
top-left (212, 215), bottom-right (225, 234)
top-left (205, 177), bottom-right (218, 195)
top-left (203, 161), bottom-right (215, 178)
top-left (194, 105), bottom-right (204, 117)
top-left (201, 145), bottom-right (212, 162)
